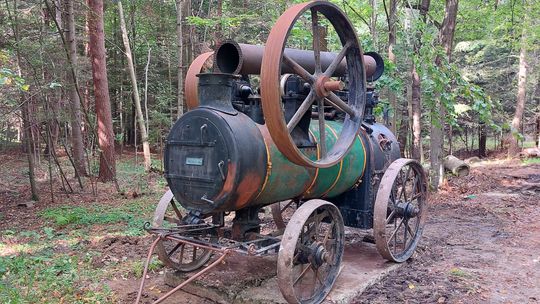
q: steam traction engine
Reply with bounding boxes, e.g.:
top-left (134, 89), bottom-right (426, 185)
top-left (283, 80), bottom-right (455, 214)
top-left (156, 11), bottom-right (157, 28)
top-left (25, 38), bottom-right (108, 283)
top-left (136, 1), bottom-right (427, 303)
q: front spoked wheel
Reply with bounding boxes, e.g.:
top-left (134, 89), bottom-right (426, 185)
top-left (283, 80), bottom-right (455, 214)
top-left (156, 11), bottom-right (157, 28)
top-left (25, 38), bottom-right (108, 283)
top-left (373, 159), bottom-right (428, 262)
top-left (277, 199), bottom-right (344, 304)
top-left (152, 190), bottom-right (213, 272)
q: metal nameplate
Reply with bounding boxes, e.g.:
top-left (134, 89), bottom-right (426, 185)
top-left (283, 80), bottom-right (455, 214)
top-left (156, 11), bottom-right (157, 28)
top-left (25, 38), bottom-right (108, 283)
top-left (185, 157), bottom-right (204, 166)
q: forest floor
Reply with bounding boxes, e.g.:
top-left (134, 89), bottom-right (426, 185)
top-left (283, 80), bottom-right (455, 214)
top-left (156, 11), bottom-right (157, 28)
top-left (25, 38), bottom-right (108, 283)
top-left (0, 147), bottom-right (539, 303)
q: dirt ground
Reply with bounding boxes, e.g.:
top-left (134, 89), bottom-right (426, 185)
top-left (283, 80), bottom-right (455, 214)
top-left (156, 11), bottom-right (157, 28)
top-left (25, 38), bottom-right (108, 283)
top-left (1, 149), bottom-right (539, 303)
top-left (356, 160), bottom-right (540, 304)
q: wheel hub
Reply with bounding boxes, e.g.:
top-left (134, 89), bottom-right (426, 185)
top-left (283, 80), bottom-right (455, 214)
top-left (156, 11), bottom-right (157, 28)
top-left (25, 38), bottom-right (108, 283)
top-left (309, 242), bottom-right (328, 267)
top-left (314, 75), bottom-right (344, 98)
top-left (396, 201), bottom-right (419, 219)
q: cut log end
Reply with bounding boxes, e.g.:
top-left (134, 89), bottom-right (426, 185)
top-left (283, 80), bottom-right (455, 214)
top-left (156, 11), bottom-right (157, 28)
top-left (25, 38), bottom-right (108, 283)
top-left (443, 155), bottom-right (471, 177)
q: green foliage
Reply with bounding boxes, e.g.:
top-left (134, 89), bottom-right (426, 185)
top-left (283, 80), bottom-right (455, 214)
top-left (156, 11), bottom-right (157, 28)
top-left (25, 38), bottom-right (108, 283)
top-left (0, 63), bottom-right (28, 92)
top-left (131, 257), bottom-right (162, 278)
top-left (0, 249), bottom-right (112, 303)
top-left (40, 200), bottom-right (155, 236)
top-left (522, 157), bottom-right (540, 165)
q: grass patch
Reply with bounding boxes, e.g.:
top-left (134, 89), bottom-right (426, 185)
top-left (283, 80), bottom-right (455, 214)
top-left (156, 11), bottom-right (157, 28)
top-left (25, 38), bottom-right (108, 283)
top-left (522, 157), bottom-right (540, 165)
top-left (40, 198), bottom-right (157, 236)
top-left (131, 257), bottom-right (163, 278)
top-left (0, 249), bottom-right (112, 303)
top-left (449, 267), bottom-right (472, 278)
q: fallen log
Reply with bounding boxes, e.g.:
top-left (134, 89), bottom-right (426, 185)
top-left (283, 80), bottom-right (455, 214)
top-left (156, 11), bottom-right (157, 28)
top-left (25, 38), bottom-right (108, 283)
top-left (520, 147), bottom-right (540, 158)
top-left (443, 155), bottom-right (470, 177)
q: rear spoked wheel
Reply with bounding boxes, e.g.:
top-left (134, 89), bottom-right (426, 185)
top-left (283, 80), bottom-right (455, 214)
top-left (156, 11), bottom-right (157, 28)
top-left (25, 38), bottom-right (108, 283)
top-left (373, 159), bottom-right (428, 262)
top-left (152, 190), bottom-right (213, 272)
top-left (277, 199), bottom-right (344, 304)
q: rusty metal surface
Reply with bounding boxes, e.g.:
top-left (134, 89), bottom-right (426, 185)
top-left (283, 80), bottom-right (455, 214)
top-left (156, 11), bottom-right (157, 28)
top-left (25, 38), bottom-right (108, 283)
top-left (135, 237), bottom-right (161, 304)
top-left (185, 52), bottom-right (214, 110)
top-left (135, 234), bottom-right (232, 304)
top-left (270, 200), bottom-right (296, 231)
top-left (152, 191), bottom-right (213, 271)
top-left (214, 40), bottom-right (378, 78)
top-left (260, 1), bottom-right (366, 168)
top-left (373, 158), bottom-right (427, 262)
top-left (277, 199), bottom-right (344, 304)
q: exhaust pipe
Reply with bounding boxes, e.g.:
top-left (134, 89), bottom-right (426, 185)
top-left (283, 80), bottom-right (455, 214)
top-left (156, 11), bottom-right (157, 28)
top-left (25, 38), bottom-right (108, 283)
top-left (214, 40), bottom-right (384, 81)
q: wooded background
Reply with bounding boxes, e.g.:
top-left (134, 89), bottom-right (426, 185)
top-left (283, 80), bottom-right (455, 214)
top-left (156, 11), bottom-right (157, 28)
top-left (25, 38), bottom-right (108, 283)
top-left (1, 0), bottom-right (539, 201)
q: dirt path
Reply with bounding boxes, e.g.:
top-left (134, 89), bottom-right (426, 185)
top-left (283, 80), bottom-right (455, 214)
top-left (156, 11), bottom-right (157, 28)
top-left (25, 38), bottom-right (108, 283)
top-left (355, 161), bottom-right (540, 304)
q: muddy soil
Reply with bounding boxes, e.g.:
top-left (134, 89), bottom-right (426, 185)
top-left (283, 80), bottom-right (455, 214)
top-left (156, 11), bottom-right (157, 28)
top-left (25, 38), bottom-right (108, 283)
top-left (113, 161), bottom-right (540, 304)
top-left (354, 161), bottom-right (540, 304)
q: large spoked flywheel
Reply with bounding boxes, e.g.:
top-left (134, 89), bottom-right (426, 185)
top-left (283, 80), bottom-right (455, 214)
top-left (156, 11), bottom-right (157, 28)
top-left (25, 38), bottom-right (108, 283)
top-left (373, 159), bottom-right (428, 262)
top-left (261, 1), bottom-right (366, 168)
top-left (277, 199), bottom-right (344, 304)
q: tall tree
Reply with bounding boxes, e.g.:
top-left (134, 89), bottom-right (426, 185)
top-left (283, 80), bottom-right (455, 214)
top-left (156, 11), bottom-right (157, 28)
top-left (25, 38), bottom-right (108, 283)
top-left (176, 0), bottom-right (184, 118)
top-left (508, 25), bottom-right (528, 156)
top-left (534, 77), bottom-right (540, 148)
top-left (5, 0), bottom-right (39, 201)
top-left (410, 0), bottom-right (430, 161)
top-left (118, 1), bottom-right (152, 172)
top-left (384, 0), bottom-right (398, 133)
top-left (63, 0), bottom-right (87, 176)
top-left (88, 0), bottom-right (116, 182)
top-left (431, 0), bottom-right (458, 189)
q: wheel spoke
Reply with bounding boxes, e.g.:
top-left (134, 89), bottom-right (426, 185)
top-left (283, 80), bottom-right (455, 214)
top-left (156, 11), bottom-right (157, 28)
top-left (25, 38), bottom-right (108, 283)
top-left (192, 246), bottom-right (197, 261)
top-left (179, 244), bottom-right (185, 263)
top-left (403, 219), bottom-right (408, 248)
top-left (323, 221), bottom-right (335, 246)
top-left (387, 218), bottom-right (404, 246)
top-left (311, 8), bottom-right (321, 74)
top-left (410, 192), bottom-right (423, 201)
top-left (283, 55), bottom-right (314, 84)
top-left (406, 221), bottom-right (415, 239)
top-left (317, 97), bottom-right (327, 157)
top-left (167, 243), bottom-right (182, 257)
top-left (281, 200), bottom-right (294, 213)
top-left (324, 41), bottom-right (351, 77)
top-left (326, 92), bottom-right (356, 117)
top-left (385, 209), bottom-right (396, 224)
top-left (287, 90), bottom-right (316, 132)
top-left (397, 170), bottom-right (406, 201)
top-left (170, 199), bottom-right (183, 221)
top-left (293, 264), bottom-right (312, 286)
top-left (311, 265), bottom-right (324, 286)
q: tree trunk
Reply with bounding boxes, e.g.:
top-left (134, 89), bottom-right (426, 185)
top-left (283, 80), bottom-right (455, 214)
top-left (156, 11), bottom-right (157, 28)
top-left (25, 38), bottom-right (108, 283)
top-left (118, 1), bottom-right (152, 172)
top-left (88, 0), bottom-right (116, 182)
top-left (63, 0), bottom-right (87, 176)
top-left (535, 77), bottom-right (540, 148)
top-left (216, 0), bottom-right (223, 44)
top-left (176, 0), bottom-right (184, 118)
top-left (410, 0), bottom-right (431, 161)
top-left (397, 95), bottom-right (409, 157)
top-left (508, 32), bottom-right (528, 156)
top-left (6, 0), bottom-right (39, 201)
top-left (411, 64), bottom-right (422, 160)
top-left (370, 0), bottom-right (378, 50)
top-left (386, 0), bottom-right (397, 133)
top-left (431, 0), bottom-right (458, 189)
top-left (478, 122), bottom-right (487, 157)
